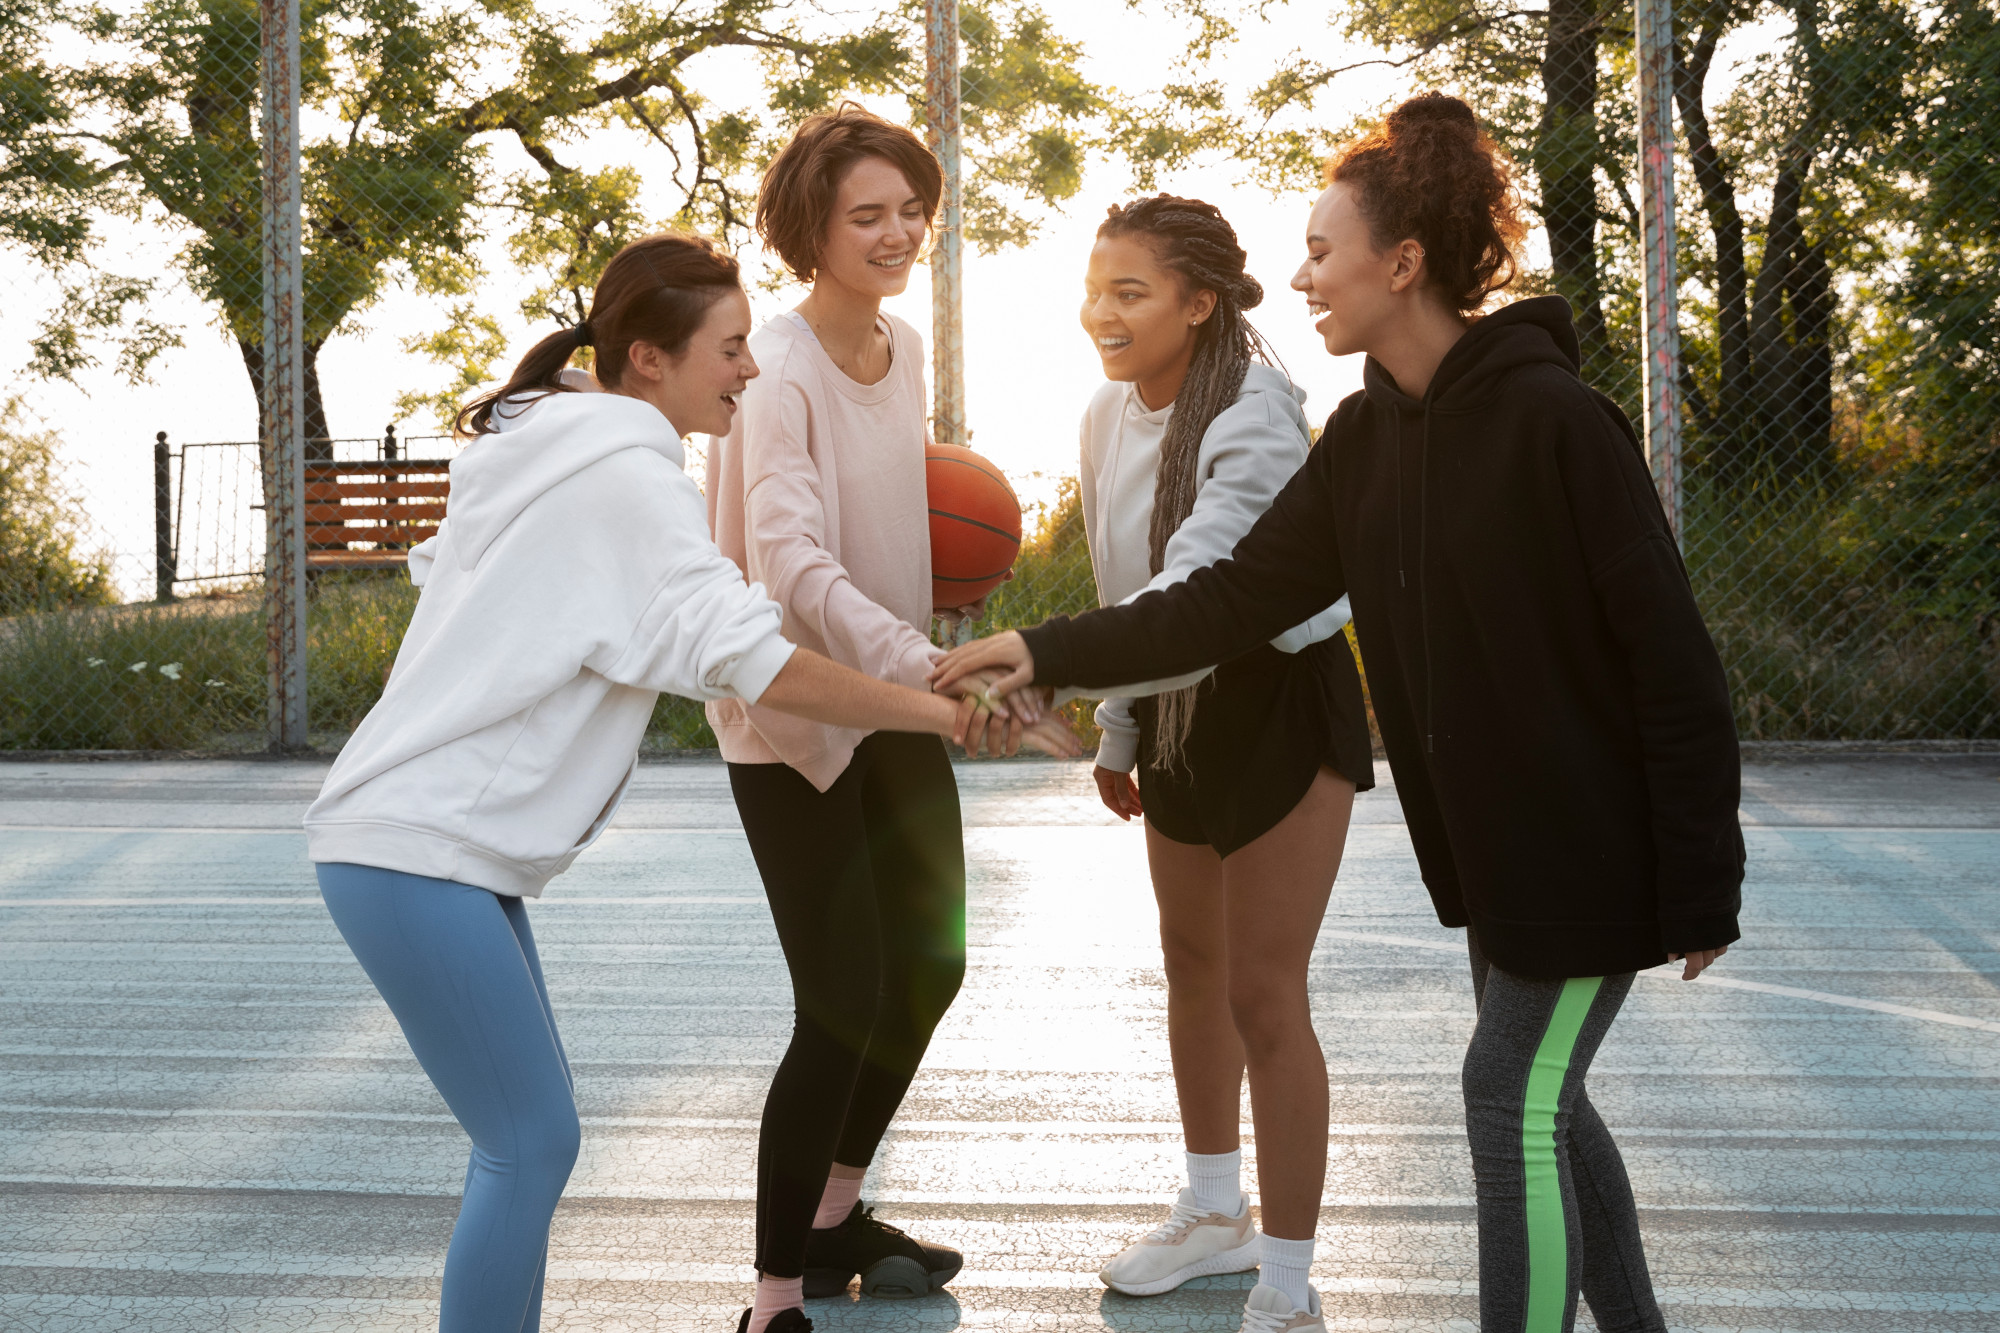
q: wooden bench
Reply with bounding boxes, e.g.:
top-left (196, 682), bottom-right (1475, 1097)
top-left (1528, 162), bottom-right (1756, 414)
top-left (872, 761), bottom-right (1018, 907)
top-left (305, 459), bottom-right (451, 571)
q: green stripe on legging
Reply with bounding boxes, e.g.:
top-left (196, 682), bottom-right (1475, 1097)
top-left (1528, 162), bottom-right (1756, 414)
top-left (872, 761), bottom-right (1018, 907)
top-left (1521, 975), bottom-right (1603, 1331)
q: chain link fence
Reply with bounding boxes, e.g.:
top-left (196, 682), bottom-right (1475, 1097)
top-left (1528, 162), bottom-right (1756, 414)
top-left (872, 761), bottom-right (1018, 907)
top-left (3, 0), bottom-right (1995, 751)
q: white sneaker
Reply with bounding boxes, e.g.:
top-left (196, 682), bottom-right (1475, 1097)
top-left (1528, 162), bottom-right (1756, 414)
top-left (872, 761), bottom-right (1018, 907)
top-left (1238, 1282), bottom-right (1326, 1333)
top-left (1098, 1187), bottom-right (1262, 1296)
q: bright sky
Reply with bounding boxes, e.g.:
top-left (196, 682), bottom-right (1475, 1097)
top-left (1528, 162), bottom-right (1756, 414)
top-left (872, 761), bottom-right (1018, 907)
top-left (8, 0), bottom-right (1524, 592)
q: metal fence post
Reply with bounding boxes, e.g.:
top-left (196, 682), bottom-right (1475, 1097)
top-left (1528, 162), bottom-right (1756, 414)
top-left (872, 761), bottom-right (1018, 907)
top-left (261, 0), bottom-right (308, 750)
top-left (1635, 0), bottom-right (1683, 540)
top-left (153, 431), bottom-right (176, 603)
top-left (924, 0), bottom-right (967, 446)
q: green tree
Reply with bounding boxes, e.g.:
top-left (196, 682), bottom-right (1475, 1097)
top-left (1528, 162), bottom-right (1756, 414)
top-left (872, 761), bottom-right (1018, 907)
top-left (1198, 0), bottom-right (1643, 393)
top-left (0, 397), bottom-right (116, 614)
top-left (1, 0), bottom-right (1114, 444)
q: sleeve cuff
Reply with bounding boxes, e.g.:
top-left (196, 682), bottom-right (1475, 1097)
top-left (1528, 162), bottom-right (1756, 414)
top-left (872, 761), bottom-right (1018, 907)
top-left (1659, 911), bottom-right (1741, 956)
top-left (895, 639), bottom-right (948, 693)
top-left (725, 634), bottom-right (799, 706)
top-left (1093, 716), bottom-right (1139, 773)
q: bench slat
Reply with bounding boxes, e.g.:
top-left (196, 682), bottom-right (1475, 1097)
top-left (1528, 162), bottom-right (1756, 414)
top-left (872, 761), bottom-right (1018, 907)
top-left (305, 503), bottom-right (447, 522)
top-left (305, 480), bottom-right (450, 501)
top-left (306, 550), bottom-right (411, 569)
top-left (308, 525), bottom-right (442, 544)
top-left (304, 459), bottom-right (454, 475)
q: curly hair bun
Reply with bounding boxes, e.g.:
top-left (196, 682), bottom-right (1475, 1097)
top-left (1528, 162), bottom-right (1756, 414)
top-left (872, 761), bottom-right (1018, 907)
top-left (1326, 92), bottom-right (1527, 314)
top-left (1388, 92), bottom-right (1479, 132)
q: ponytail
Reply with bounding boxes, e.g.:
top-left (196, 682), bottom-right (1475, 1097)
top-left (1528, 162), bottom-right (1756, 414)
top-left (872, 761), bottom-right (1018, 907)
top-left (455, 233), bottom-right (742, 437)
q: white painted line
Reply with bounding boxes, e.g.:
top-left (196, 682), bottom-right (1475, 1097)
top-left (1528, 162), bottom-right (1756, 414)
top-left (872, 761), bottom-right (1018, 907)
top-left (4, 821), bottom-right (2000, 835)
top-left (0, 896), bottom-right (766, 907)
top-left (6, 1105), bottom-right (1998, 1143)
top-left (0, 1182), bottom-right (1994, 1220)
top-left (1647, 970), bottom-right (2000, 1035)
top-left (0, 825), bottom-right (307, 834)
top-left (1326, 929), bottom-right (2000, 1037)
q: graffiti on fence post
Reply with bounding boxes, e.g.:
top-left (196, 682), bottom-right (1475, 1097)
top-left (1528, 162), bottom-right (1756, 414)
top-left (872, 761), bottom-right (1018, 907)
top-left (260, 0), bottom-right (307, 750)
top-left (925, 0), bottom-right (967, 448)
top-left (1635, 0), bottom-right (1683, 541)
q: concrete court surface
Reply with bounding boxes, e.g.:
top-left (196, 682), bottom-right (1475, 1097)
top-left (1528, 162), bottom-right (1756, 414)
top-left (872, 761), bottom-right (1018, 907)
top-left (3, 752), bottom-right (2000, 1333)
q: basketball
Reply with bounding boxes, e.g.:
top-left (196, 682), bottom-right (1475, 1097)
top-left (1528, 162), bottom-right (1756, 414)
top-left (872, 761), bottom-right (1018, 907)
top-left (927, 443), bottom-right (1022, 608)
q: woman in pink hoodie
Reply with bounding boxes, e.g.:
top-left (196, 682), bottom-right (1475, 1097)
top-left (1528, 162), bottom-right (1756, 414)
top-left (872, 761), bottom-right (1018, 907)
top-left (704, 105), bottom-right (1002, 1333)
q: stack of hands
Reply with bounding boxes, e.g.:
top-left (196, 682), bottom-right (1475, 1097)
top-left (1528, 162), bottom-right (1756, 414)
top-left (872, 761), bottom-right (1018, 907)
top-left (927, 627), bottom-right (1051, 758)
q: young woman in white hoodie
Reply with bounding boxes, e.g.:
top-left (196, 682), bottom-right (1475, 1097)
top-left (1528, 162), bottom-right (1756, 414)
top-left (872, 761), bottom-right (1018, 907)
top-left (303, 232), bottom-right (1069, 1333)
top-left (1059, 196), bottom-right (1375, 1332)
top-left (702, 105), bottom-right (1003, 1333)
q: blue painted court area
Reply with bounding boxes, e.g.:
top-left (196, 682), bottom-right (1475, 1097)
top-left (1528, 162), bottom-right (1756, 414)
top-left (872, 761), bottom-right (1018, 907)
top-left (2, 753), bottom-right (1998, 1331)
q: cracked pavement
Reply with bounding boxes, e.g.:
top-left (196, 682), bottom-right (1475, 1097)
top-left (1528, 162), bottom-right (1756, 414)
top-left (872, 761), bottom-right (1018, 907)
top-left (3, 752), bottom-right (1999, 1330)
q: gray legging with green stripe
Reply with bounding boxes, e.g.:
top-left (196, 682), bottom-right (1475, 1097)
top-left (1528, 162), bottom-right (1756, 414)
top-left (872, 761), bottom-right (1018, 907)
top-left (1464, 933), bottom-right (1668, 1333)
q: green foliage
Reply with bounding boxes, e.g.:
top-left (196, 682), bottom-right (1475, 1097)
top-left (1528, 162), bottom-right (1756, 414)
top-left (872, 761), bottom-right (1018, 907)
top-left (0, 574), bottom-right (418, 749)
top-left (0, 398), bottom-right (115, 614)
top-left (2, 0), bottom-right (1134, 431)
top-left (1685, 467), bottom-right (2000, 739)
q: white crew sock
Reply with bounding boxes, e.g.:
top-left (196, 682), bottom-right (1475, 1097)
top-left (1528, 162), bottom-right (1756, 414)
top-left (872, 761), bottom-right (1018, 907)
top-left (745, 1275), bottom-right (804, 1333)
top-left (1259, 1233), bottom-right (1315, 1311)
top-left (1185, 1148), bottom-right (1242, 1216)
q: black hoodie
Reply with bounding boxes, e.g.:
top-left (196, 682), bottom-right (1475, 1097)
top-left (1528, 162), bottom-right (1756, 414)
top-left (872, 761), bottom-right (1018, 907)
top-left (1023, 297), bottom-right (1743, 978)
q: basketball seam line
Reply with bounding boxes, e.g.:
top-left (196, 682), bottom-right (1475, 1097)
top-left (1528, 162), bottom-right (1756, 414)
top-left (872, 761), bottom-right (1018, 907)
top-left (928, 508), bottom-right (1021, 542)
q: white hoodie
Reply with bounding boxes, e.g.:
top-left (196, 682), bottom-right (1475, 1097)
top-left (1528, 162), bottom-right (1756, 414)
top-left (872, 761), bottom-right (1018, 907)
top-left (304, 391), bottom-right (797, 897)
top-left (1076, 363), bottom-right (1353, 773)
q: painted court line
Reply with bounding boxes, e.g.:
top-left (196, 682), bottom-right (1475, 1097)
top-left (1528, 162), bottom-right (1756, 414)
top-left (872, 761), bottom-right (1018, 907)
top-left (1323, 930), bottom-right (2000, 1035)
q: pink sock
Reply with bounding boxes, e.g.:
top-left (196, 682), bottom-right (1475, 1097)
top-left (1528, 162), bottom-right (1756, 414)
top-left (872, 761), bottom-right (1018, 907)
top-left (812, 1173), bottom-right (864, 1229)
top-left (746, 1275), bottom-right (804, 1333)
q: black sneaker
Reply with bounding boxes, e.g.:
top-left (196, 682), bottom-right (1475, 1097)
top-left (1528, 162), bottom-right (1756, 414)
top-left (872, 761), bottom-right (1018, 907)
top-left (801, 1202), bottom-right (964, 1299)
top-left (734, 1306), bottom-right (813, 1333)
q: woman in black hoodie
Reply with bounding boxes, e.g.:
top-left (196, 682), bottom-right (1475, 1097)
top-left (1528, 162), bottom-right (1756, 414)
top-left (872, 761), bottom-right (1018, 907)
top-left (940, 95), bottom-right (1742, 1333)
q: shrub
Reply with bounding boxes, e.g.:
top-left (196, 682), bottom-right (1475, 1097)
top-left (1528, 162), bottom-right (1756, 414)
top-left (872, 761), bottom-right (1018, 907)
top-left (0, 398), bottom-right (116, 614)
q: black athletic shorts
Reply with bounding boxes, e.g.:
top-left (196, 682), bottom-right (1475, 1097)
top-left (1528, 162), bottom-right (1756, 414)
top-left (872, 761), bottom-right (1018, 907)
top-left (1133, 634), bottom-right (1375, 859)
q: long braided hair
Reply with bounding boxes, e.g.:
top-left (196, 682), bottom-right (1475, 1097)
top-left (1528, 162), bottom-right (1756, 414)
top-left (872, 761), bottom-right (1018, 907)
top-left (1097, 195), bottom-right (1276, 770)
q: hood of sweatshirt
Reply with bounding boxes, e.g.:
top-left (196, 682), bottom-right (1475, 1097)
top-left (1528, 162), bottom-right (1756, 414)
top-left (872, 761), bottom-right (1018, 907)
top-left (446, 391), bottom-right (684, 571)
top-left (1360, 295), bottom-right (1580, 414)
top-left (1242, 361), bottom-right (1311, 412)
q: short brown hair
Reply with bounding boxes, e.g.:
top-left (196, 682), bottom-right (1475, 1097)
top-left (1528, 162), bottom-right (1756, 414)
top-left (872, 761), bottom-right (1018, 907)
top-left (1326, 93), bottom-right (1527, 314)
top-left (455, 233), bottom-right (740, 436)
top-left (756, 103), bottom-right (944, 284)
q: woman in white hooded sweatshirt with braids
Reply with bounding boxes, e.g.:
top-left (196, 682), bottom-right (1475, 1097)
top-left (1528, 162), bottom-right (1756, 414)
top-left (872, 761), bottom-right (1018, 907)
top-left (1054, 196), bottom-right (1373, 1333)
top-left (303, 232), bottom-right (1072, 1333)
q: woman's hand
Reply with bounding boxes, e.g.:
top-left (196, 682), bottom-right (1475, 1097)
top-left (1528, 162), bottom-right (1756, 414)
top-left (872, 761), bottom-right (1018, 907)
top-left (1667, 945), bottom-right (1728, 980)
top-left (937, 668), bottom-right (1017, 757)
top-left (932, 629), bottom-right (1035, 697)
top-left (1094, 765), bottom-right (1143, 821)
top-left (1021, 716), bottom-right (1082, 759)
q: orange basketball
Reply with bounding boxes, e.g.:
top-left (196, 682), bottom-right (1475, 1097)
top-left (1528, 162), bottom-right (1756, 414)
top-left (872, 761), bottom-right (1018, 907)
top-left (927, 443), bottom-right (1022, 608)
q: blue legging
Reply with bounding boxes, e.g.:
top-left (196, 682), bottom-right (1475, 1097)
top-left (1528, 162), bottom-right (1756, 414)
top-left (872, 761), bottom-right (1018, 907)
top-left (318, 863), bottom-right (581, 1333)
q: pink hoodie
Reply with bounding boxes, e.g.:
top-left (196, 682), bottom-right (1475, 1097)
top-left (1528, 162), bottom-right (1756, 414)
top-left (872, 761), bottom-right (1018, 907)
top-left (705, 311), bottom-right (944, 790)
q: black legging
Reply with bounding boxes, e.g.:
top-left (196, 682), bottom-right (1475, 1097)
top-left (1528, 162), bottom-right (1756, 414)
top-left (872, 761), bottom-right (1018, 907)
top-left (729, 730), bottom-right (967, 1278)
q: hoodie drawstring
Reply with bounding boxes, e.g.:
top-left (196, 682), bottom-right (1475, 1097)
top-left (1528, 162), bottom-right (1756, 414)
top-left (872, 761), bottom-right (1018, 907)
top-left (1395, 418), bottom-right (1407, 590)
top-left (1419, 402), bottom-right (1435, 755)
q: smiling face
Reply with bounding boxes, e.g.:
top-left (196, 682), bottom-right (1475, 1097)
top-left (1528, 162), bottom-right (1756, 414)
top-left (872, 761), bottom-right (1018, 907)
top-left (813, 156), bottom-right (929, 298)
top-left (1290, 183), bottom-right (1422, 358)
top-left (1078, 233), bottom-right (1216, 405)
top-left (628, 286), bottom-right (757, 438)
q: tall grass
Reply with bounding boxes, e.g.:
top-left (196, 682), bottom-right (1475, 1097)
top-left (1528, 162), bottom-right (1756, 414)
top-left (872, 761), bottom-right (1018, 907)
top-left (0, 575), bottom-right (419, 750)
top-left (6, 468), bottom-right (1994, 751)
top-left (1685, 467), bottom-right (2000, 740)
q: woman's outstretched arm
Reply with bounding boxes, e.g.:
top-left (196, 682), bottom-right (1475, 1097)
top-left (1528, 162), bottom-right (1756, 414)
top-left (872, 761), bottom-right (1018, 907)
top-left (761, 646), bottom-right (1078, 758)
top-left (934, 444), bottom-right (1348, 698)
